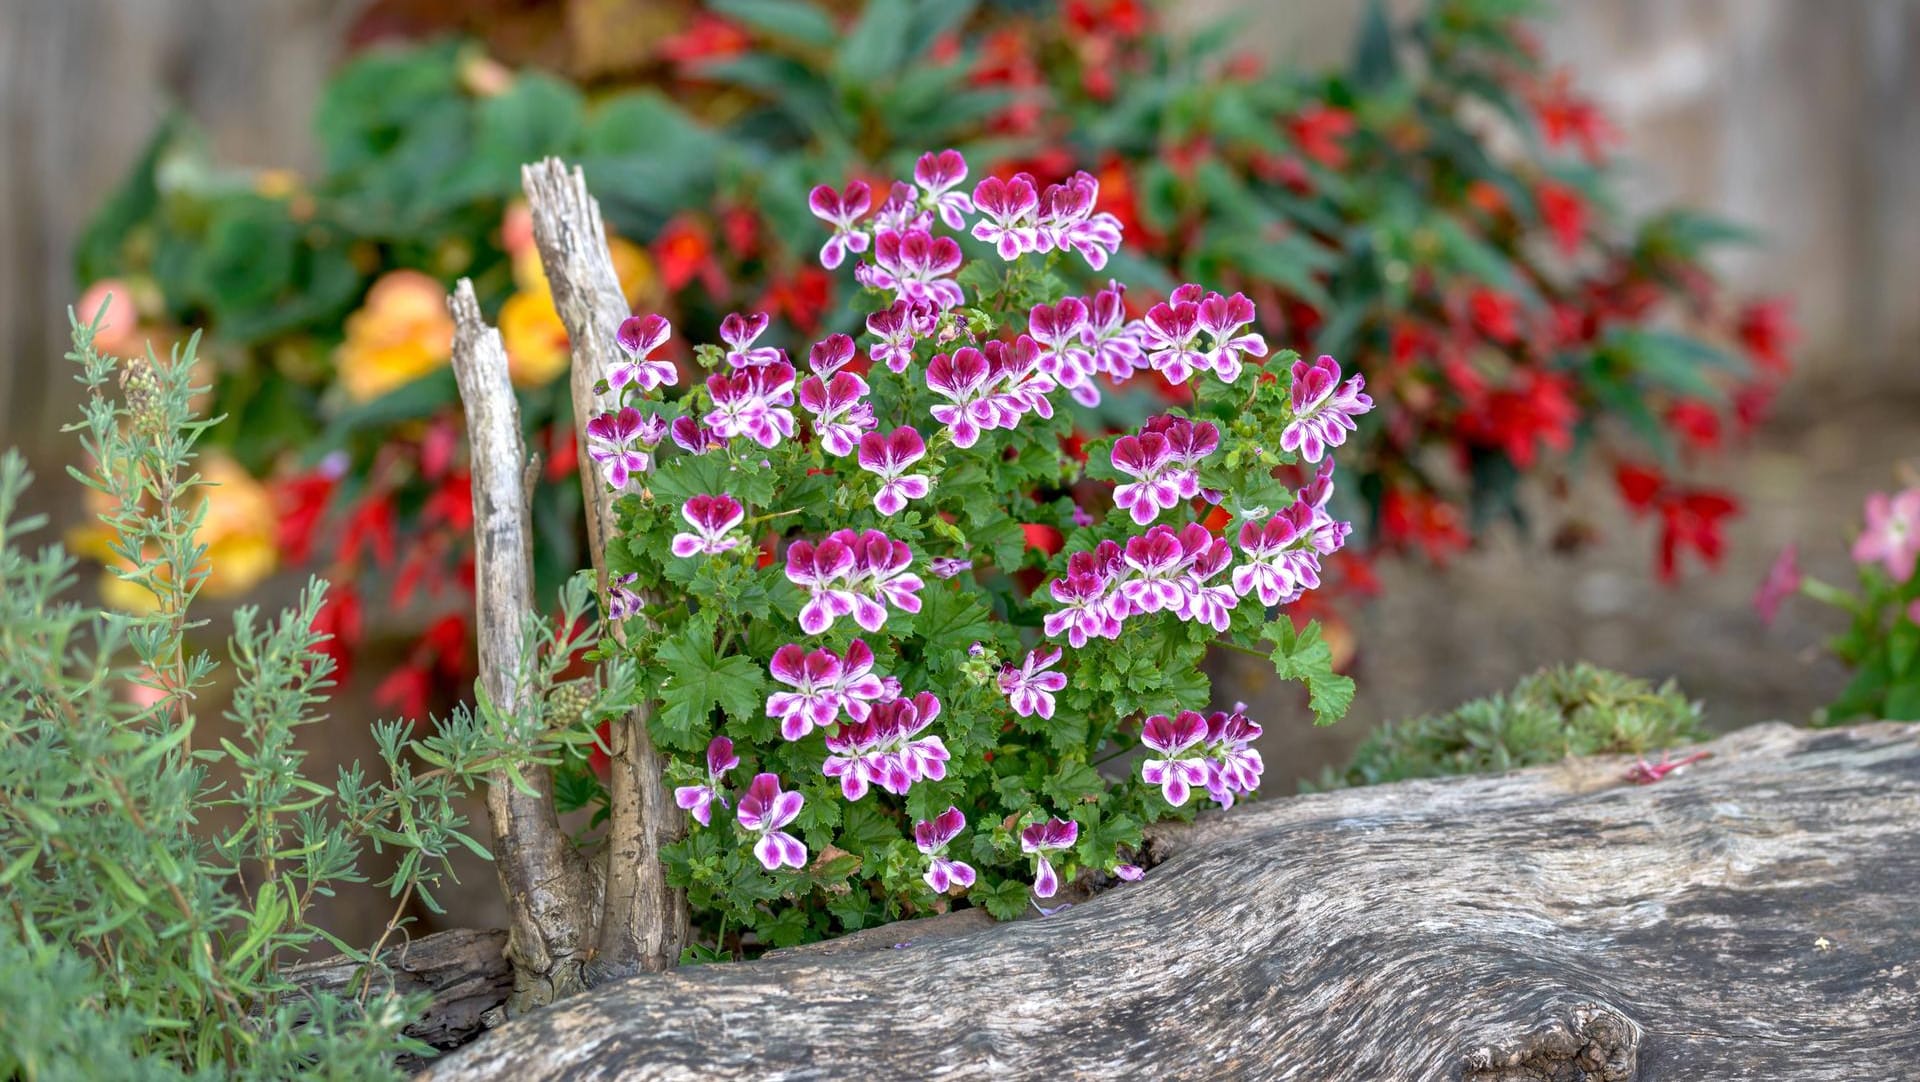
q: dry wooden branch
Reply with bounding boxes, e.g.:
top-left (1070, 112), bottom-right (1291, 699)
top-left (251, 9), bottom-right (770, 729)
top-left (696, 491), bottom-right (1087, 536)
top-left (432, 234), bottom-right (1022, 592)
top-left (520, 157), bottom-right (688, 976)
top-left (447, 279), bottom-right (596, 1010)
top-left (421, 721), bottom-right (1920, 1081)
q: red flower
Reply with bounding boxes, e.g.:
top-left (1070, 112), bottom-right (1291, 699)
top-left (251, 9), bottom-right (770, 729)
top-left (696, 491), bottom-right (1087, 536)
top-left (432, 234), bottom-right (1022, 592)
top-left (754, 266), bottom-right (832, 334)
top-left (310, 584), bottom-right (364, 683)
top-left (273, 464), bottom-right (341, 566)
top-left (1735, 298), bottom-right (1796, 375)
top-left (1656, 489), bottom-right (1739, 581)
top-left (1461, 370), bottom-right (1576, 468)
top-left (375, 663), bottom-right (433, 723)
top-left (422, 472), bottom-right (475, 534)
top-left (1381, 487), bottom-right (1469, 564)
top-left (1536, 180), bottom-right (1586, 257)
top-left (1288, 104), bottom-right (1354, 170)
top-left (1467, 288), bottom-right (1524, 346)
top-left (1665, 400), bottom-right (1722, 452)
top-left (1021, 524), bottom-right (1064, 556)
top-left (653, 215), bottom-right (725, 297)
top-left (342, 493), bottom-right (398, 569)
top-left (1532, 70), bottom-right (1616, 164)
top-left (720, 204), bottom-right (761, 260)
top-left (1614, 462), bottom-right (1667, 512)
top-left (544, 423), bottom-right (579, 481)
top-left (657, 14), bottom-right (750, 72)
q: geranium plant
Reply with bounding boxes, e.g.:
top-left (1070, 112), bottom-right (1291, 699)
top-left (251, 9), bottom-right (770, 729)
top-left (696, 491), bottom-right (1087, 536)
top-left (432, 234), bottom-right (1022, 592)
top-left (571, 151), bottom-right (1362, 947)
top-left (1757, 467), bottom-right (1920, 722)
top-left (74, 0), bottom-right (1792, 717)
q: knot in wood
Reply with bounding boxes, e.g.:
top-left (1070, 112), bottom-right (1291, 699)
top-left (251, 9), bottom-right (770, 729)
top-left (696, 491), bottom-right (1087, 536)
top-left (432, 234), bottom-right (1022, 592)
top-left (1461, 1002), bottom-right (1640, 1082)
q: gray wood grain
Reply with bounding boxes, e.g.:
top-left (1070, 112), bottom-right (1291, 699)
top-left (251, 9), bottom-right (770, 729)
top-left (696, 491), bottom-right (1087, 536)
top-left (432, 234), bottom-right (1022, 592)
top-left (448, 278), bottom-right (598, 1011)
top-left (418, 721), bottom-right (1920, 1081)
top-left (520, 158), bottom-right (689, 978)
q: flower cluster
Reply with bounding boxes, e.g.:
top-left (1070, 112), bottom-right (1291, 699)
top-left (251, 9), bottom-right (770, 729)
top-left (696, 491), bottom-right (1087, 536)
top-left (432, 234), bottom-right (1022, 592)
top-left (575, 149), bottom-right (1367, 944)
top-left (785, 529), bottom-right (925, 635)
top-left (1138, 707), bottom-right (1265, 809)
top-left (821, 692), bottom-right (950, 801)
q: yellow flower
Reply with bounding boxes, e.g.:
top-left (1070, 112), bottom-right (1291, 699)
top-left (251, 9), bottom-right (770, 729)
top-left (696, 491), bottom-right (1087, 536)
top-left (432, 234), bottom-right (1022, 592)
top-left (334, 270), bottom-right (454, 403)
top-left (499, 289), bottom-right (571, 388)
top-left (72, 454), bottom-right (280, 612)
top-left (500, 235), bottom-right (658, 388)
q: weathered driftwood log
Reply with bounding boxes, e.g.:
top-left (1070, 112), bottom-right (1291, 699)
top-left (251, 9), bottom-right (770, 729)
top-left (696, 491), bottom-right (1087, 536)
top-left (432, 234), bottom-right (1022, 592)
top-left (447, 280), bottom-right (598, 1010)
top-left (284, 927), bottom-right (510, 1062)
top-left (520, 157), bottom-right (689, 977)
top-left (420, 721), bottom-right (1920, 1081)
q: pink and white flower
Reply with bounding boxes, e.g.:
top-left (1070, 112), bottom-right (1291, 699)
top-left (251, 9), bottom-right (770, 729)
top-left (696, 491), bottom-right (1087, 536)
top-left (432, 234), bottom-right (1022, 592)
top-left (673, 736), bottom-right (739, 827)
top-left (1083, 283), bottom-right (1145, 379)
top-left (913, 149), bottom-right (973, 231)
top-left (669, 415), bottom-right (727, 455)
top-left (736, 773), bottom-right (808, 871)
top-left (1036, 171), bottom-right (1123, 270)
top-left (765, 644), bottom-right (845, 740)
top-left (926, 347), bottom-right (1001, 449)
top-left (858, 425), bottom-right (932, 515)
top-left (1042, 542), bottom-right (1128, 647)
top-left (1180, 533), bottom-right (1239, 632)
top-left (1852, 488), bottom-right (1920, 581)
top-left (785, 529), bottom-right (922, 634)
top-left (871, 180), bottom-right (932, 234)
top-left (833, 638), bottom-right (890, 721)
top-left (929, 556), bottom-right (974, 579)
top-left (1139, 291), bottom-right (1209, 385)
top-left (822, 692), bottom-right (946, 800)
top-left (1020, 816), bottom-right (1079, 899)
top-left (998, 646), bottom-right (1068, 719)
top-left (1281, 354), bottom-right (1372, 463)
top-left (719, 311), bottom-right (784, 368)
top-left (611, 314), bottom-right (678, 393)
top-left (1231, 502), bottom-right (1322, 606)
top-left (669, 493), bottom-right (747, 558)
top-left (1119, 525), bottom-right (1191, 614)
top-left (1030, 297), bottom-right (1099, 407)
top-left (971, 174), bottom-right (1041, 260)
top-left (606, 571), bottom-right (645, 622)
top-left (1140, 711), bottom-right (1209, 807)
top-left (585, 406), bottom-right (664, 491)
top-left (863, 228), bottom-right (965, 311)
top-left (1110, 432), bottom-right (1183, 526)
top-left (1201, 707), bottom-right (1264, 809)
top-left (982, 337), bottom-right (1056, 424)
top-left (798, 371), bottom-right (875, 457)
top-left (1195, 291), bottom-right (1266, 383)
top-left (913, 805), bottom-right (976, 893)
top-left (866, 299), bottom-right (932, 374)
top-left (704, 361), bottom-right (797, 449)
top-left (807, 333), bottom-right (858, 379)
top-left (807, 180), bottom-right (872, 270)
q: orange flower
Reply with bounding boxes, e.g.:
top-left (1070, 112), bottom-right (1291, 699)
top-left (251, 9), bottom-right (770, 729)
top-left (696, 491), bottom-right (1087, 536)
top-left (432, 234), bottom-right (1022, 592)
top-left (501, 234), bottom-right (657, 388)
top-left (335, 270), bottom-right (454, 402)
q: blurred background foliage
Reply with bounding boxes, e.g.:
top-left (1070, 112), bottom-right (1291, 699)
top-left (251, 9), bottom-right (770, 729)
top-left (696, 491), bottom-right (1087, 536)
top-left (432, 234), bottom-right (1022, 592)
top-left (58, 0), bottom-right (1788, 730)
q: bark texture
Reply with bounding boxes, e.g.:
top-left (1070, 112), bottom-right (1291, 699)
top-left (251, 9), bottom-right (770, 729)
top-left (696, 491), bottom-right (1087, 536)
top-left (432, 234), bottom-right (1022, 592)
top-left (421, 721), bottom-right (1920, 1081)
top-left (519, 157), bottom-right (689, 977)
top-left (284, 927), bottom-right (509, 1064)
top-left (447, 280), bottom-right (597, 1010)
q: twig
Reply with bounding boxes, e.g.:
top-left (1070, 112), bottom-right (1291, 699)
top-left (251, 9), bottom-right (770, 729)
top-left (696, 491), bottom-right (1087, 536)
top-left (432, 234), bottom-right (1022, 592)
top-left (448, 279), bottom-right (597, 1009)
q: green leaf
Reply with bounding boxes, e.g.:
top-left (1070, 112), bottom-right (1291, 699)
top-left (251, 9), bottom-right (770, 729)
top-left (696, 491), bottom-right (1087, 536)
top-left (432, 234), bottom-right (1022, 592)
top-left (653, 617), bottom-right (768, 750)
top-left (710, 0), bottom-right (839, 46)
top-left (1265, 619), bottom-right (1356, 726)
top-left (835, 0), bottom-right (912, 86)
top-left (976, 877), bottom-right (1031, 921)
top-left (1349, 0), bottom-right (1400, 91)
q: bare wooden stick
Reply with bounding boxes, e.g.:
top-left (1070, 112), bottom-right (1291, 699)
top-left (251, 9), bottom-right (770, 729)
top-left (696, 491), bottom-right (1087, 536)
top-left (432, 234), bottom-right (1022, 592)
top-left (448, 279), bottom-right (597, 1009)
top-left (520, 158), bottom-right (689, 976)
top-left (420, 721), bottom-right (1920, 1081)
top-left (283, 927), bottom-right (511, 1067)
